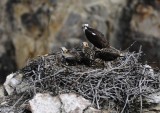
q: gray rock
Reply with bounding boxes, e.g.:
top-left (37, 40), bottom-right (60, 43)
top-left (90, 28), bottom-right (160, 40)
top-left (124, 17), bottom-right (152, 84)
top-left (29, 93), bottom-right (61, 113)
top-left (85, 3), bottom-right (108, 18)
top-left (29, 93), bottom-right (98, 113)
top-left (4, 73), bottom-right (23, 95)
top-left (0, 32), bottom-right (17, 85)
top-left (113, 0), bottom-right (160, 68)
top-left (0, 0), bottom-right (129, 69)
top-left (56, 12), bottom-right (83, 43)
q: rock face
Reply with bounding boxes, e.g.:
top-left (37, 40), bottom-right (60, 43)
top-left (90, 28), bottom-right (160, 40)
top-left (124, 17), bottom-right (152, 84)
top-left (0, 0), bottom-right (160, 95)
top-left (114, 0), bottom-right (160, 68)
top-left (1, 0), bottom-right (160, 112)
top-left (0, 0), bottom-right (128, 69)
top-left (130, 2), bottom-right (160, 67)
top-left (0, 32), bottom-right (17, 85)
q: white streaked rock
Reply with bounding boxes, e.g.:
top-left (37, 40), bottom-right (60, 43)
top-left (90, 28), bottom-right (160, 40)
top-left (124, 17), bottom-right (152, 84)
top-left (60, 93), bottom-right (91, 113)
top-left (29, 93), bottom-right (61, 113)
top-left (4, 73), bottom-right (23, 95)
top-left (29, 93), bottom-right (93, 113)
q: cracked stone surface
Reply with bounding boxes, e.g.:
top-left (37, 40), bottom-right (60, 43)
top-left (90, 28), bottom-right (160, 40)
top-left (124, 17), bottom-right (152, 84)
top-left (29, 93), bottom-right (61, 113)
top-left (3, 73), bottom-right (23, 95)
top-left (29, 93), bottom-right (100, 113)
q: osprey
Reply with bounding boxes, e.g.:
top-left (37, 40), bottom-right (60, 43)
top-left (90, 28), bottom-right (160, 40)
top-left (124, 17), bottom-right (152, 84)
top-left (80, 42), bottom-right (96, 66)
top-left (82, 24), bottom-right (109, 49)
top-left (60, 47), bottom-right (81, 66)
top-left (95, 46), bottom-right (124, 61)
top-left (82, 42), bottom-right (95, 60)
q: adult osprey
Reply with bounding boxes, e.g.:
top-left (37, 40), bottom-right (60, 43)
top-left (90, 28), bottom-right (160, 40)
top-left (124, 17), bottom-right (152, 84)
top-left (95, 46), bottom-right (124, 61)
top-left (82, 24), bottom-right (109, 49)
top-left (60, 47), bottom-right (81, 66)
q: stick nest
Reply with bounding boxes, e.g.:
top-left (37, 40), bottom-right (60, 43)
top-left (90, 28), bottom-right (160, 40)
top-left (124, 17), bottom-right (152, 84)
top-left (1, 49), bottom-right (160, 113)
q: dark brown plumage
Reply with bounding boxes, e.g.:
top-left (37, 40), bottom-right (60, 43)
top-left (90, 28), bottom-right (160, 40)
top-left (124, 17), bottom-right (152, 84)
top-left (82, 24), bottom-right (109, 49)
top-left (82, 42), bottom-right (95, 60)
top-left (93, 58), bottom-right (104, 68)
top-left (95, 46), bottom-right (124, 61)
top-left (61, 47), bottom-right (81, 66)
top-left (77, 42), bottom-right (95, 66)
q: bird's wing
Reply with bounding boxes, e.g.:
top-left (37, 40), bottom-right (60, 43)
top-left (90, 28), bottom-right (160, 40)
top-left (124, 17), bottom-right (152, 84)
top-left (87, 27), bottom-right (104, 37)
top-left (87, 27), bottom-right (108, 44)
top-left (87, 27), bottom-right (109, 46)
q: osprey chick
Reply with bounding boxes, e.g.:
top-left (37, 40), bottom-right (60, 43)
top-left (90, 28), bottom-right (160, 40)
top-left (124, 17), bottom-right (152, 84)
top-left (61, 47), bottom-right (81, 66)
top-left (95, 46), bottom-right (124, 61)
top-left (82, 42), bottom-right (95, 60)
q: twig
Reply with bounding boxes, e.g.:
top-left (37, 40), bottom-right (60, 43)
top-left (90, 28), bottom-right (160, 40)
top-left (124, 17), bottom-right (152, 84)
top-left (120, 95), bottom-right (129, 113)
top-left (9, 93), bottom-right (25, 111)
